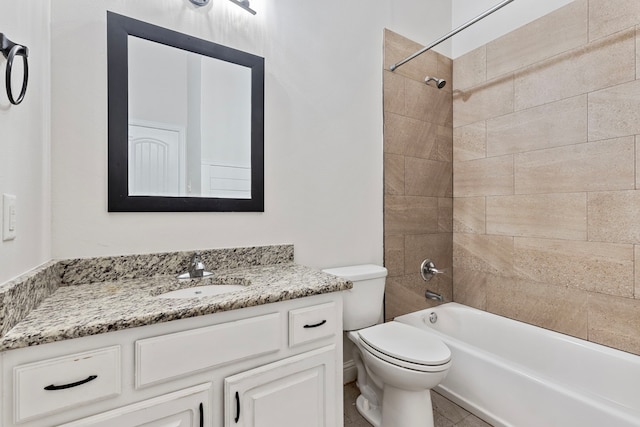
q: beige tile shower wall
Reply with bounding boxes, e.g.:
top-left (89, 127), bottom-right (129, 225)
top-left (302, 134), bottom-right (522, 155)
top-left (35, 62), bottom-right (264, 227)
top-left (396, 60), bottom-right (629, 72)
top-left (452, 0), bottom-right (640, 355)
top-left (383, 30), bottom-right (453, 321)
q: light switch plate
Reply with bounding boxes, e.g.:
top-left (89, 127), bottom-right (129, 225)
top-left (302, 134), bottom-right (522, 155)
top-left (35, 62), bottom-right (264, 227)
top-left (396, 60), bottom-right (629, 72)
top-left (3, 194), bottom-right (16, 241)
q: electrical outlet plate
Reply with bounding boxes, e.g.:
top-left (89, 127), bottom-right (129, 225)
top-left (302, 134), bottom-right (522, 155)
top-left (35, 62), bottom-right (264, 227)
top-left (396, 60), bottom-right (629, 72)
top-left (3, 194), bottom-right (16, 241)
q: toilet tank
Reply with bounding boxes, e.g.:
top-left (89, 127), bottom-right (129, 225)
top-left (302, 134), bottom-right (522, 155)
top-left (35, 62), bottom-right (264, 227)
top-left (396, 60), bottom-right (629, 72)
top-left (322, 264), bottom-right (387, 331)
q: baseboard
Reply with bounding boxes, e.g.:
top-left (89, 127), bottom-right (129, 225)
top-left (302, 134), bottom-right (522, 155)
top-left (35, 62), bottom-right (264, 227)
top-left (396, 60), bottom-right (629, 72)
top-left (343, 359), bottom-right (357, 384)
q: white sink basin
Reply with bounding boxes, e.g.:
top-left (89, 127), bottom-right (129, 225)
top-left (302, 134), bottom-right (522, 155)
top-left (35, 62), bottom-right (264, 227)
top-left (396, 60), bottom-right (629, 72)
top-left (157, 285), bottom-right (246, 299)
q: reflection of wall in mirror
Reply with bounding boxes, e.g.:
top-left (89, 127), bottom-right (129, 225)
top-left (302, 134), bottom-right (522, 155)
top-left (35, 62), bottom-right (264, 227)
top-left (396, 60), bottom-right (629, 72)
top-left (128, 37), bottom-right (188, 128)
top-left (200, 58), bottom-right (251, 168)
top-left (200, 58), bottom-right (251, 199)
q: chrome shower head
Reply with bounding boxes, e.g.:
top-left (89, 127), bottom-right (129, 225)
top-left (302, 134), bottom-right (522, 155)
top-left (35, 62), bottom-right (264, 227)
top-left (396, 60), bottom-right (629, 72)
top-left (425, 76), bottom-right (446, 89)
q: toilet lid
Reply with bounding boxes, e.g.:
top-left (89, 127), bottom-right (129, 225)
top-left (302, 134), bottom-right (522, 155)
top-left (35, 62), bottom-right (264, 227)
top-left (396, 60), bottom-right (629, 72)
top-left (322, 264), bottom-right (388, 281)
top-left (358, 322), bottom-right (451, 366)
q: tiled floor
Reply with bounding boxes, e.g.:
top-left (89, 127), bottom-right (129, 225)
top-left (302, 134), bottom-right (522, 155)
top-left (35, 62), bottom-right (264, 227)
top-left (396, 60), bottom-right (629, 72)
top-left (343, 382), bottom-right (493, 427)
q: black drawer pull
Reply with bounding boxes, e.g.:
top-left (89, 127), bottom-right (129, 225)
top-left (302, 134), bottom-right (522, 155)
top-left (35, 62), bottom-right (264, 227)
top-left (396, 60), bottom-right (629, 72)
top-left (303, 320), bottom-right (327, 328)
top-left (44, 375), bottom-right (98, 391)
top-left (199, 402), bottom-right (204, 427)
top-left (235, 391), bottom-right (240, 423)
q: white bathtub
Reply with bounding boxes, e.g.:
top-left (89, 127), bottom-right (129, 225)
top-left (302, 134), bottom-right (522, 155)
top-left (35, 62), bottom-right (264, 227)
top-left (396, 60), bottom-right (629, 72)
top-left (394, 303), bottom-right (640, 427)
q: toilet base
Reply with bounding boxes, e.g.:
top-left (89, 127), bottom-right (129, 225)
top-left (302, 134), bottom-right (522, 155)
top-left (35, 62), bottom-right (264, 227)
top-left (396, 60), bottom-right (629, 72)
top-left (355, 394), bottom-right (381, 427)
top-left (355, 388), bottom-right (435, 427)
top-left (381, 385), bottom-right (434, 427)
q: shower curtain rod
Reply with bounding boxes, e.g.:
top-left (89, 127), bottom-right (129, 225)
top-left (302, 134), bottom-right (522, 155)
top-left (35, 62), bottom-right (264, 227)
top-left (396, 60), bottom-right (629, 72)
top-left (389, 0), bottom-right (516, 71)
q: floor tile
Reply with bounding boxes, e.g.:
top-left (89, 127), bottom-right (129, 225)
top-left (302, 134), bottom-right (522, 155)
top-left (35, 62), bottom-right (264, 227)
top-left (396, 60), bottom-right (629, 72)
top-left (343, 381), bottom-right (495, 427)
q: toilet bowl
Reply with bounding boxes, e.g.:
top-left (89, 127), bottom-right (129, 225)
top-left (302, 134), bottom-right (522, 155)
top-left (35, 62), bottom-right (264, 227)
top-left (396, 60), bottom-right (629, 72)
top-left (322, 265), bottom-right (451, 427)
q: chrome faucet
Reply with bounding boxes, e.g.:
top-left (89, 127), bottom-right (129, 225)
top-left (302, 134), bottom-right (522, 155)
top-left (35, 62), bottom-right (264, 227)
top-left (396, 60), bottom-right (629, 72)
top-left (188, 252), bottom-right (206, 278)
top-left (175, 252), bottom-right (214, 279)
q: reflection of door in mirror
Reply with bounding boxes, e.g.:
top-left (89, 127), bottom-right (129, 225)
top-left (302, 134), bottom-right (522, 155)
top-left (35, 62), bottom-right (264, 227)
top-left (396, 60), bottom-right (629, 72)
top-left (128, 122), bottom-right (186, 197)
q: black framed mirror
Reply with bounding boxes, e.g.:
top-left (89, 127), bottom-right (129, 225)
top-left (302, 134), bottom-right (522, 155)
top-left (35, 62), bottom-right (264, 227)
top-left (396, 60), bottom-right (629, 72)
top-left (107, 12), bottom-right (264, 212)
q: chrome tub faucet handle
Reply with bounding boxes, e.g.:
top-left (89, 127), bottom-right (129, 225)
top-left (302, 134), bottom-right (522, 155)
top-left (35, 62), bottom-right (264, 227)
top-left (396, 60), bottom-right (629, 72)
top-left (420, 259), bottom-right (444, 282)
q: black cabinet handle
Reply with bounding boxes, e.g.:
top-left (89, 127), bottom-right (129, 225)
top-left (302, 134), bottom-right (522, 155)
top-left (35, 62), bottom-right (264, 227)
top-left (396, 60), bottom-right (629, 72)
top-left (303, 320), bottom-right (327, 328)
top-left (44, 375), bottom-right (98, 391)
top-left (235, 391), bottom-right (240, 423)
top-left (199, 402), bottom-right (204, 427)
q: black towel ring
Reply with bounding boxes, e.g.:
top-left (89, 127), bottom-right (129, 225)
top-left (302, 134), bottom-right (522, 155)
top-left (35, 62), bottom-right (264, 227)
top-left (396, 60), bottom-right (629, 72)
top-left (0, 33), bottom-right (29, 105)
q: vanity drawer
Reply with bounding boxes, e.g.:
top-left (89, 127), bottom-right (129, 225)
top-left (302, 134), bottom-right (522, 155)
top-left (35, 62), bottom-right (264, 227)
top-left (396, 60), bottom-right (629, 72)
top-left (136, 313), bottom-right (282, 387)
top-left (289, 302), bottom-right (338, 347)
top-left (13, 346), bottom-right (121, 423)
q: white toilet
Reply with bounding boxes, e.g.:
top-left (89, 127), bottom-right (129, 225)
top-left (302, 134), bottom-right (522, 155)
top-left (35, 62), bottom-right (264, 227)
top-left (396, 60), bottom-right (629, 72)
top-left (322, 265), bottom-right (451, 427)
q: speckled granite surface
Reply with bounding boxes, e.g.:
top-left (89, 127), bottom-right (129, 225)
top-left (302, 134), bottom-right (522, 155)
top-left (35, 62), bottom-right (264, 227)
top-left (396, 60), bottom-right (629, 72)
top-left (0, 261), bottom-right (62, 338)
top-left (0, 261), bottom-right (350, 351)
top-left (60, 245), bottom-right (294, 285)
top-left (0, 245), bottom-right (293, 342)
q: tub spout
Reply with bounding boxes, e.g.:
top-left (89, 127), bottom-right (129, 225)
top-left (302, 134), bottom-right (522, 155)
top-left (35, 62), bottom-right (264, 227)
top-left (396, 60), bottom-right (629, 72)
top-left (425, 290), bottom-right (444, 302)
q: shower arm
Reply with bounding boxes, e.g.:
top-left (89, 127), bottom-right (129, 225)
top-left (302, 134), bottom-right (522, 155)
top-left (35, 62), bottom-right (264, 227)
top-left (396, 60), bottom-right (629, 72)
top-left (389, 0), bottom-right (516, 72)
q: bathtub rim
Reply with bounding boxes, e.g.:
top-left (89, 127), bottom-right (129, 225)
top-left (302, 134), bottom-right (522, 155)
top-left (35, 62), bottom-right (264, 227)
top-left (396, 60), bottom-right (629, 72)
top-left (395, 302), bottom-right (640, 364)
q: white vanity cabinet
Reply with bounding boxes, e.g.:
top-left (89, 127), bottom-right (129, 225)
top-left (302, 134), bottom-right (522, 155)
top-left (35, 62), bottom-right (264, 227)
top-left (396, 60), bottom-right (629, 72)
top-left (0, 293), bottom-right (343, 427)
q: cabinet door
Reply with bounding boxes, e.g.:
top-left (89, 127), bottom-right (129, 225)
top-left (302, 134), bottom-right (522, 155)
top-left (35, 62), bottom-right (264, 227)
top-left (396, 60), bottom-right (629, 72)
top-left (224, 345), bottom-right (337, 427)
top-left (60, 383), bottom-right (211, 427)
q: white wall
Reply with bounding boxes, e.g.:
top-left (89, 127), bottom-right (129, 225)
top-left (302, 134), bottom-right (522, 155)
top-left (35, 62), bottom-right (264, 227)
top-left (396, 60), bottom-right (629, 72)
top-left (451, 0), bottom-right (574, 58)
top-left (384, 0), bottom-right (453, 56)
top-left (0, 0), bottom-right (576, 285)
top-left (49, 0), bottom-right (452, 269)
top-left (0, 1), bottom-right (51, 285)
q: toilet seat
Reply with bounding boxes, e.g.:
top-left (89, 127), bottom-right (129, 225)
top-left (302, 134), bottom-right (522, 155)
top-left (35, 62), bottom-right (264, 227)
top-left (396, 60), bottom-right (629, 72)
top-left (358, 322), bottom-right (451, 372)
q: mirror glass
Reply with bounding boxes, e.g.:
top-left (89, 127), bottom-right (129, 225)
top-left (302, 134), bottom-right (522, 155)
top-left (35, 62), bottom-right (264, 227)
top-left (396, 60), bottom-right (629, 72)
top-left (128, 37), bottom-right (252, 199)
top-left (107, 12), bottom-right (264, 212)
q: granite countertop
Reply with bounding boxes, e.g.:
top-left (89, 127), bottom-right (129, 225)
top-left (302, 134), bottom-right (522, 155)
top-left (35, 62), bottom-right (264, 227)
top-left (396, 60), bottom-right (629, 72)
top-left (0, 258), bottom-right (351, 352)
